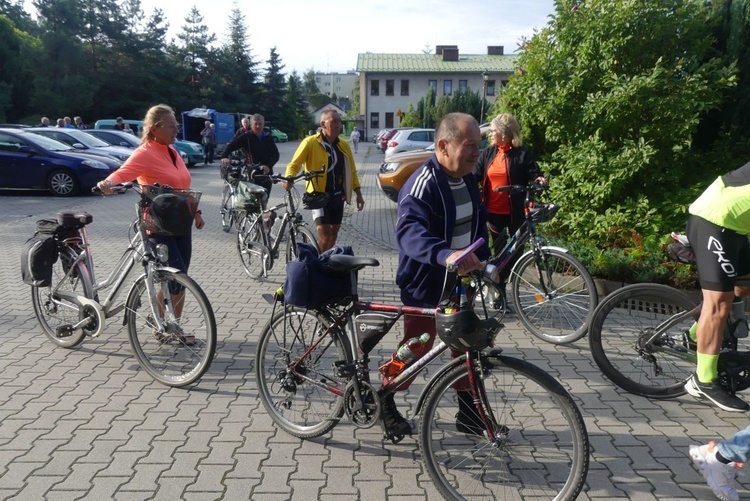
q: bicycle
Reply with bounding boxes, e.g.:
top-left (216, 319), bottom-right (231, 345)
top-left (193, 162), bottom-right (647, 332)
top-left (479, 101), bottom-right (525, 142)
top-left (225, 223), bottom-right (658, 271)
top-left (219, 156), bottom-right (263, 232)
top-left (255, 246), bottom-right (590, 499)
top-left (30, 183), bottom-right (217, 387)
top-left (588, 238), bottom-right (750, 399)
top-left (466, 183), bottom-right (598, 344)
top-left (235, 170), bottom-right (322, 279)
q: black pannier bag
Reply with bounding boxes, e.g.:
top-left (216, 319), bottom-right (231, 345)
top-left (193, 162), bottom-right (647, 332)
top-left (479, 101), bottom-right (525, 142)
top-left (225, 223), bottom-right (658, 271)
top-left (284, 243), bottom-right (354, 309)
top-left (21, 233), bottom-right (58, 287)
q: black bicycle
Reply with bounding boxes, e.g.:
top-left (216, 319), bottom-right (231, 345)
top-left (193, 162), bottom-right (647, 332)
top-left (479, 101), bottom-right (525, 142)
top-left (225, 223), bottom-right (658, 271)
top-left (467, 184), bottom-right (598, 344)
top-left (235, 170), bottom-right (322, 279)
top-left (219, 156), bottom-right (263, 232)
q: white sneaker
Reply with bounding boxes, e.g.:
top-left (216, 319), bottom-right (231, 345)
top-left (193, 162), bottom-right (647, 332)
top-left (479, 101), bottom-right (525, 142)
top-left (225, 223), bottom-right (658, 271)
top-left (689, 441), bottom-right (743, 501)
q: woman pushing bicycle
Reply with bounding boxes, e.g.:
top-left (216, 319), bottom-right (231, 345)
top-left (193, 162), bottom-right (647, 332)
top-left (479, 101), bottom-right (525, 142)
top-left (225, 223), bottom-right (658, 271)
top-left (96, 104), bottom-right (205, 329)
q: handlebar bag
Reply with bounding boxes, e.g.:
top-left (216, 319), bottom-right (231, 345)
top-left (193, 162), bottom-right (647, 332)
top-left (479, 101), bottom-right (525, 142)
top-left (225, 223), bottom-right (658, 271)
top-left (284, 242), bottom-right (354, 309)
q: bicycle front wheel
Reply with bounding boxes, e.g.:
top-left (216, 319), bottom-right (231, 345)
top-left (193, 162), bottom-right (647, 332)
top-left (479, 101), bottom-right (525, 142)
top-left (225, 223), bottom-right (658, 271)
top-left (237, 213), bottom-right (271, 278)
top-left (420, 354), bottom-right (589, 500)
top-left (588, 283), bottom-right (697, 398)
top-left (31, 248), bottom-right (92, 348)
top-left (256, 307), bottom-right (350, 439)
top-left (125, 269), bottom-right (217, 387)
top-left (286, 225), bottom-right (318, 262)
top-left (220, 183), bottom-right (235, 232)
top-left (511, 248), bottom-right (597, 344)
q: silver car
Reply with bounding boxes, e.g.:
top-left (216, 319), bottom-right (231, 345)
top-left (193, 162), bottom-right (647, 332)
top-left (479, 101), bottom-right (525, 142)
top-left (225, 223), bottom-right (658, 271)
top-left (384, 128), bottom-right (435, 158)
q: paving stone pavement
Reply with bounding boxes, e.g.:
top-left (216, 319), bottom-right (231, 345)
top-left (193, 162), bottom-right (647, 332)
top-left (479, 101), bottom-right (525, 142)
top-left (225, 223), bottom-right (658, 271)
top-left (0, 140), bottom-right (745, 500)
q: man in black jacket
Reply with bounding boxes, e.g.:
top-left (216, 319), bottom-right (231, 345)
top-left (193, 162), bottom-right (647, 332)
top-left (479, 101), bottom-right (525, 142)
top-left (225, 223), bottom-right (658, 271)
top-left (221, 114), bottom-right (280, 196)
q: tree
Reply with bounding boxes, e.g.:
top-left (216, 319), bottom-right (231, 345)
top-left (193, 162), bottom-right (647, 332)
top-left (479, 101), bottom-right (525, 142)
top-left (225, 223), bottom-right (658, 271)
top-left (286, 71), bottom-right (311, 138)
top-left (174, 7), bottom-right (217, 104)
top-left (260, 47), bottom-right (292, 130)
top-left (212, 4), bottom-right (260, 112)
top-left (500, 0), bottom-right (737, 247)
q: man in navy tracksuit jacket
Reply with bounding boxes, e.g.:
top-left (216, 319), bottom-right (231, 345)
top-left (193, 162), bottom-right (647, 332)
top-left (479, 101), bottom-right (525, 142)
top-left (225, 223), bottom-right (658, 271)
top-left (379, 113), bottom-right (490, 441)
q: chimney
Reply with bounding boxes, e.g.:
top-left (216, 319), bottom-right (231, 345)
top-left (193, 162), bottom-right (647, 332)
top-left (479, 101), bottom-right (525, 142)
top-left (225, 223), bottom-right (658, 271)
top-left (487, 46), bottom-right (504, 55)
top-left (442, 48), bottom-right (459, 61)
top-left (435, 45), bottom-right (458, 56)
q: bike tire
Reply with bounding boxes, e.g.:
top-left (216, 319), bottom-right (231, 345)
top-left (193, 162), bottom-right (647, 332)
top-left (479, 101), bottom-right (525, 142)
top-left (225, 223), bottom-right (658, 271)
top-left (511, 248), bottom-right (598, 344)
top-left (419, 354), bottom-right (589, 500)
top-left (237, 213), bottom-right (271, 278)
top-left (31, 247), bottom-right (92, 348)
top-left (256, 307), bottom-right (350, 439)
top-left (286, 225), bottom-right (318, 262)
top-left (588, 283), bottom-right (697, 399)
top-left (125, 269), bottom-right (217, 387)
top-left (220, 183), bottom-right (235, 233)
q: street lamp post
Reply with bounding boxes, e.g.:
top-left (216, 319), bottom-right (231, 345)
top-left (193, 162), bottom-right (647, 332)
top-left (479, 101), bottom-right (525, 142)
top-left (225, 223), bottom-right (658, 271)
top-left (480, 71), bottom-right (489, 124)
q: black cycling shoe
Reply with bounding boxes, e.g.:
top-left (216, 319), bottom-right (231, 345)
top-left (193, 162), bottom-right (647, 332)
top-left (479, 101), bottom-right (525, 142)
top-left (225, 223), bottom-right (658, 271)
top-left (685, 374), bottom-right (750, 412)
top-left (380, 394), bottom-right (412, 443)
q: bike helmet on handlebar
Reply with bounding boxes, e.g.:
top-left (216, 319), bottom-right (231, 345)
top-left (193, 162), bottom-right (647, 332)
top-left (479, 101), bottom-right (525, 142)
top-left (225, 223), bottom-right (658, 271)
top-left (435, 309), bottom-right (501, 351)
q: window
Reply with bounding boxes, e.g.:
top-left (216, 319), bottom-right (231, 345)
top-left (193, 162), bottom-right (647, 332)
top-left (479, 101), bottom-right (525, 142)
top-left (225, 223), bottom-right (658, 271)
top-left (400, 79), bottom-right (409, 96)
top-left (370, 80), bottom-right (379, 96)
top-left (459, 80), bottom-right (467, 93)
top-left (385, 112), bottom-right (394, 128)
top-left (409, 131), bottom-right (430, 142)
top-left (443, 80), bottom-right (452, 95)
top-left (370, 112), bottom-right (379, 129)
top-left (428, 79), bottom-right (437, 91)
top-left (385, 79), bottom-right (394, 96)
top-left (486, 80), bottom-right (496, 96)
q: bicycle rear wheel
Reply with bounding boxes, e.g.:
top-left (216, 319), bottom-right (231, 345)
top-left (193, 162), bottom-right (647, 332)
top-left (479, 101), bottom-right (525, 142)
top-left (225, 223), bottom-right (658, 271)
top-left (286, 225), bottom-right (318, 262)
top-left (420, 354), bottom-right (589, 500)
top-left (256, 307), bottom-right (350, 439)
top-left (511, 248), bottom-right (597, 344)
top-left (31, 248), bottom-right (92, 348)
top-left (588, 283), bottom-right (697, 398)
top-left (125, 269), bottom-right (217, 387)
top-left (220, 183), bottom-right (235, 232)
top-left (237, 213), bottom-right (271, 278)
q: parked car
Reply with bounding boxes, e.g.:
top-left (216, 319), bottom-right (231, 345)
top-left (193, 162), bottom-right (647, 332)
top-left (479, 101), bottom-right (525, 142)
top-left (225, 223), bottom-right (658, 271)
top-left (94, 118), bottom-right (204, 166)
top-left (373, 129), bottom-right (388, 143)
top-left (27, 127), bottom-right (132, 163)
top-left (84, 129), bottom-right (190, 164)
top-left (377, 129), bottom-right (395, 151)
top-left (0, 124), bottom-right (31, 129)
top-left (377, 123), bottom-right (491, 202)
top-left (384, 128), bottom-right (435, 157)
top-left (264, 126), bottom-right (288, 143)
top-left (0, 128), bottom-right (119, 196)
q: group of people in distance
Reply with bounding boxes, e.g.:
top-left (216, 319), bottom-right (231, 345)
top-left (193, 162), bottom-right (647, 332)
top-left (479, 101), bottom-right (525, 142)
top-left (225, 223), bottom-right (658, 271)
top-left (37, 115), bottom-right (89, 129)
top-left (91, 102), bottom-right (748, 501)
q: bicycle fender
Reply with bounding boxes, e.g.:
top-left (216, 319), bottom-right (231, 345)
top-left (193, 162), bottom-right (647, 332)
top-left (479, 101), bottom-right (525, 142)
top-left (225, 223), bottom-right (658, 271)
top-left (413, 349), bottom-right (505, 415)
top-left (121, 267), bottom-right (183, 326)
top-left (510, 246), bottom-right (569, 275)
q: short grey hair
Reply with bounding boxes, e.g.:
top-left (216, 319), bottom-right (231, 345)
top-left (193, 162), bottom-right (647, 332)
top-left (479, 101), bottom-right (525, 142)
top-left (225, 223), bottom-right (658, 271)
top-left (435, 112), bottom-right (477, 143)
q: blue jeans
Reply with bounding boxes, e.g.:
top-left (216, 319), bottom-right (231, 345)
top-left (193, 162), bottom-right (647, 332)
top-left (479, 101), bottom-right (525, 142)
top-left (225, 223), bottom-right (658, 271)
top-left (717, 424), bottom-right (750, 463)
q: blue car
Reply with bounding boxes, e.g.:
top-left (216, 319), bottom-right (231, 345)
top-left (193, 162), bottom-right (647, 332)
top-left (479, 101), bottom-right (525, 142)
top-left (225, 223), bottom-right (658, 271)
top-left (0, 128), bottom-right (120, 196)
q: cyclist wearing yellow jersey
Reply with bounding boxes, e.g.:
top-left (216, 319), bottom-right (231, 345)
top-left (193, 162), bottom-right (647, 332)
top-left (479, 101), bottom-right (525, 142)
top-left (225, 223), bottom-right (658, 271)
top-left (685, 161), bottom-right (750, 412)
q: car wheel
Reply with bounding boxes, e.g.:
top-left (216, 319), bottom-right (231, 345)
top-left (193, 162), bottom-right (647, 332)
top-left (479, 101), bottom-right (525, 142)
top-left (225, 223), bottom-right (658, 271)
top-left (48, 170), bottom-right (79, 196)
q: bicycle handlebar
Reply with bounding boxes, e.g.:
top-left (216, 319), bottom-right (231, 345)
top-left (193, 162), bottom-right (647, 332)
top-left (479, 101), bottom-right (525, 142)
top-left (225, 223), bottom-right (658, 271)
top-left (92, 181), bottom-right (134, 195)
top-left (255, 168), bottom-right (326, 185)
top-left (494, 182), bottom-right (546, 194)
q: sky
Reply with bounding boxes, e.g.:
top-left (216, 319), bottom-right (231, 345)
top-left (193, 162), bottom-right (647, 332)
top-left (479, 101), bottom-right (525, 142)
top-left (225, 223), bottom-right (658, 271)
top-left (137, 0), bottom-right (558, 75)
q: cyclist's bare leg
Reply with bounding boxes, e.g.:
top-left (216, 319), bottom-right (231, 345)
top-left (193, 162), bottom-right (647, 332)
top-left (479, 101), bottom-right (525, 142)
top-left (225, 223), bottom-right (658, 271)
top-left (316, 224), bottom-right (340, 253)
top-left (697, 289), bottom-right (734, 356)
top-left (156, 289), bottom-right (186, 319)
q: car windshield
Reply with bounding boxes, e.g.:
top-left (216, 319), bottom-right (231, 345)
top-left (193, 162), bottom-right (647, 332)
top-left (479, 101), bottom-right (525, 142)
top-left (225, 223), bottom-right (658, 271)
top-left (63, 129), bottom-right (111, 147)
top-left (96, 131), bottom-right (139, 147)
top-left (23, 133), bottom-right (77, 152)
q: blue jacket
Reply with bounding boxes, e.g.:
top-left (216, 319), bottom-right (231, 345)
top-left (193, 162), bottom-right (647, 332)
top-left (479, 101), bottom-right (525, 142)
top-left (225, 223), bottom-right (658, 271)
top-left (396, 155), bottom-right (489, 307)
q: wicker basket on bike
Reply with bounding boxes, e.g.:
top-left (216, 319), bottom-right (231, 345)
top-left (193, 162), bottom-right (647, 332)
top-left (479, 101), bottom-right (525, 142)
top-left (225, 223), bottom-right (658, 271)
top-left (435, 309), bottom-right (501, 351)
top-left (140, 184), bottom-right (201, 236)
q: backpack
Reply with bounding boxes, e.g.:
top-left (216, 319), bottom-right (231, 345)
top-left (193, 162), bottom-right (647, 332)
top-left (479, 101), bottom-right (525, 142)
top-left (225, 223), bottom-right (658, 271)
top-left (21, 232), bottom-right (58, 287)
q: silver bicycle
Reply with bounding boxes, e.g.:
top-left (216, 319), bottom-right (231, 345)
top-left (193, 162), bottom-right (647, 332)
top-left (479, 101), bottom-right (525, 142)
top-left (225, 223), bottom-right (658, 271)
top-left (30, 183), bottom-right (217, 387)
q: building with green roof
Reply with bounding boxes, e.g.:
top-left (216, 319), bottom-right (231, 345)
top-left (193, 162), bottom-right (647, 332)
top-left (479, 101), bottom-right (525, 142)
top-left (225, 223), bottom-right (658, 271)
top-left (355, 45), bottom-right (517, 135)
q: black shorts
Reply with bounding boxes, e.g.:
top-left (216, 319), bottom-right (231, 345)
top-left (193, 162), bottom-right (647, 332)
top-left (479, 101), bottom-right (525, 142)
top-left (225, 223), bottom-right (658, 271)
top-left (687, 215), bottom-right (750, 291)
top-left (312, 194), bottom-right (345, 225)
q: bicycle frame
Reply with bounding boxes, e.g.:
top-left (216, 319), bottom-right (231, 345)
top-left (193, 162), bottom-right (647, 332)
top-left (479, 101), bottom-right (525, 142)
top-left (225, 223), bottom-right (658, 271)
top-left (51, 200), bottom-right (179, 337)
top-left (281, 297), bottom-right (503, 440)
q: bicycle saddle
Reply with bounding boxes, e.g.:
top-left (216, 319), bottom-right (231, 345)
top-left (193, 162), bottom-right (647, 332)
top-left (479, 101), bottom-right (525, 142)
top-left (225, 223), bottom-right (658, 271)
top-left (57, 212), bottom-right (93, 228)
top-left (328, 255), bottom-right (379, 272)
